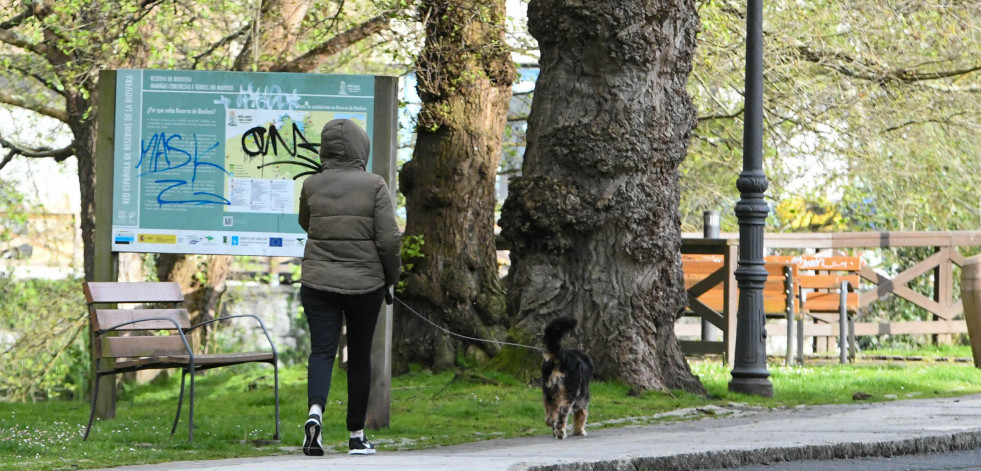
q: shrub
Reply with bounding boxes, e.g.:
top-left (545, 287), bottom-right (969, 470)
top-left (0, 276), bottom-right (89, 401)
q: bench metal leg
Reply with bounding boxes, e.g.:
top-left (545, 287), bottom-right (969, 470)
top-left (839, 282), bottom-right (848, 364)
top-left (839, 313), bottom-right (847, 364)
top-left (785, 267), bottom-right (795, 366)
top-left (838, 316), bottom-right (847, 363)
top-left (273, 361), bottom-right (280, 440)
top-left (84, 362), bottom-right (102, 441)
top-left (797, 314), bottom-right (805, 365)
top-left (188, 362), bottom-right (195, 442)
top-left (172, 370), bottom-right (186, 435)
top-left (786, 311), bottom-right (795, 366)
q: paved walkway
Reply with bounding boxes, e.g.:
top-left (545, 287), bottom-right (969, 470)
top-left (95, 394), bottom-right (981, 471)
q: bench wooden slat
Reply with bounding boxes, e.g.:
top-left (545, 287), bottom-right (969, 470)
top-left (685, 267), bottom-right (726, 297)
top-left (764, 263), bottom-right (794, 276)
top-left (84, 281), bottom-right (184, 304)
top-left (762, 279), bottom-right (792, 293)
top-left (803, 292), bottom-right (860, 311)
top-left (165, 352), bottom-right (275, 365)
top-left (93, 309), bottom-right (191, 331)
top-left (101, 335), bottom-right (188, 358)
top-left (681, 254), bottom-right (724, 264)
top-left (692, 294), bottom-right (791, 315)
top-left (685, 276), bottom-right (792, 293)
top-left (798, 274), bottom-right (861, 290)
top-left (108, 357), bottom-right (177, 372)
top-left (766, 255), bottom-right (862, 271)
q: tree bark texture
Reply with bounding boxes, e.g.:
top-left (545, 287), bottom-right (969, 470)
top-left (395, 0), bottom-right (517, 372)
top-left (499, 0), bottom-right (705, 394)
top-left (70, 90), bottom-right (97, 282)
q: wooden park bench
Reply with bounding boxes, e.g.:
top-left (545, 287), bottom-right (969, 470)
top-left (768, 255), bottom-right (862, 364)
top-left (681, 254), bottom-right (798, 363)
top-left (82, 281), bottom-right (280, 441)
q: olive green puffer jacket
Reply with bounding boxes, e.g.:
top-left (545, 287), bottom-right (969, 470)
top-left (298, 119), bottom-right (400, 294)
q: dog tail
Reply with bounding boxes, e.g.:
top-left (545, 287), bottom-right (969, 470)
top-left (543, 316), bottom-right (577, 358)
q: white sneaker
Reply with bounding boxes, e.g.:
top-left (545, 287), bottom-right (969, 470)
top-left (302, 415), bottom-right (324, 456)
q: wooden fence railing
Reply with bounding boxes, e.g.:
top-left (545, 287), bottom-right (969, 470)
top-left (678, 231), bottom-right (981, 362)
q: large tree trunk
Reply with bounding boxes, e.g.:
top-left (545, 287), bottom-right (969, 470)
top-left (395, 0), bottom-right (516, 372)
top-left (71, 91), bottom-right (98, 282)
top-left (77, 140), bottom-right (97, 281)
top-left (498, 0), bottom-right (705, 394)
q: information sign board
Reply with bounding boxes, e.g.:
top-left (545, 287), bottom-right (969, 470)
top-left (110, 69), bottom-right (376, 256)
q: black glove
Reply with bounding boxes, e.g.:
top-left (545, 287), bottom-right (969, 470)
top-left (384, 286), bottom-right (394, 305)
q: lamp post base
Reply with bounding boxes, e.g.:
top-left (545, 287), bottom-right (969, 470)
top-left (728, 376), bottom-right (774, 397)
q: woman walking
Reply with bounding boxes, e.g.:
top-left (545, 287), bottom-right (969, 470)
top-left (298, 119), bottom-right (400, 456)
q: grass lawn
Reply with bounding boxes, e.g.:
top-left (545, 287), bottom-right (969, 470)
top-left (3, 356), bottom-right (981, 470)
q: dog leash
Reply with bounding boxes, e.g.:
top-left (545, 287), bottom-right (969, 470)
top-left (394, 296), bottom-right (543, 352)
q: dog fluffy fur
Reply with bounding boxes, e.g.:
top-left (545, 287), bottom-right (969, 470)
top-left (542, 316), bottom-right (594, 439)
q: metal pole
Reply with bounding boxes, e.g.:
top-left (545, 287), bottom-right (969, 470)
top-left (703, 210), bottom-right (721, 238)
top-left (728, 0), bottom-right (773, 397)
top-left (702, 211), bottom-right (721, 342)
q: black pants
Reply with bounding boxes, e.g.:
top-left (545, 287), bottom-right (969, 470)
top-left (301, 284), bottom-right (383, 431)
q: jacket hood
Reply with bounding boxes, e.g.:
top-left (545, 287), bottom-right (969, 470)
top-left (319, 119), bottom-right (370, 170)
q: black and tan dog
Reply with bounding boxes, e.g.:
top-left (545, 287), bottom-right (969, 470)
top-left (542, 316), bottom-right (594, 439)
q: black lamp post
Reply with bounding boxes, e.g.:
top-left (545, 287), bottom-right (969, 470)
top-left (728, 0), bottom-right (773, 397)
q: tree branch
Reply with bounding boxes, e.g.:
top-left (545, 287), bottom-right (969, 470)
top-left (8, 62), bottom-right (67, 99)
top-left (880, 111), bottom-right (974, 134)
top-left (796, 44), bottom-right (981, 84)
top-left (0, 149), bottom-right (15, 171)
top-left (918, 83), bottom-right (981, 94)
top-left (698, 107), bottom-right (744, 122)
top-left (893, 64), bottom-right (981, 82)
top-left (0, 3), bottom-right (36, 29)
top-left (0, 131), bottom-right (75, 171)
top-left (192, 23), bottom-right (252, 69)
top-left (0, 90), bottom-right (68, 122)
top-left (272, 13), bottom-right (393, 73)
top-left (0, 27), bottom-right (51, 59)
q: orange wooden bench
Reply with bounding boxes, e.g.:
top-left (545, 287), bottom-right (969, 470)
top-left (82, 281), bottom-right (280, 441)
top-left (681, 254), bottom-right (798, 362)
top-left (768, 255), bottom-right (862, 364)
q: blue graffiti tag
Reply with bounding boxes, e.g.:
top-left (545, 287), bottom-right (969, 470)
top-left (137, 132), bottom-right (191, 174)
top-left (153, 180), bottom-right (231, 206)
top-left (136, 132), bottom-right (230, 206)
